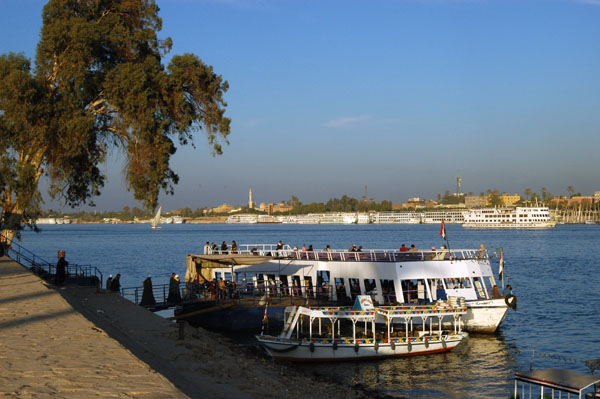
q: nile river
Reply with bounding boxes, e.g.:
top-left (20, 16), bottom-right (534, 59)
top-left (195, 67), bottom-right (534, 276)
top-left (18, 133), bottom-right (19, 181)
top-left (19, 223), bottom-right (600, 398)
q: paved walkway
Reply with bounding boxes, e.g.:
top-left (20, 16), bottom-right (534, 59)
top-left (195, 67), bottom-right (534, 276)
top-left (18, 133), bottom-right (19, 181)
top-left (0, 257), bottom-right (187, 398)
top-left (0, 256), bottom-right (371, 399)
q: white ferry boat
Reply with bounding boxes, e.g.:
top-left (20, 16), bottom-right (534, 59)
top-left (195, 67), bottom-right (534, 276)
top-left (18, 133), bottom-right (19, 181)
top-left (226, 214), bottom-right (258, 224)
top-left (423, 210), bottom-right (465, 224)
top-left (372, 212), bottom-right (421, 224)
top-left (462, 207), bottom-right (556, 229)
top-left (256, 296), bottom-right (467, 362)
top-left (185, 243), bottom-right (512, 333)
top-left (318, 213), bottom-right (357, 224)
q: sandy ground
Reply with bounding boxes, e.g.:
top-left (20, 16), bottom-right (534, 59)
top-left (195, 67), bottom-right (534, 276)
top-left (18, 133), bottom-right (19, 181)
top-left (0, 257), bottom-right (375, 398)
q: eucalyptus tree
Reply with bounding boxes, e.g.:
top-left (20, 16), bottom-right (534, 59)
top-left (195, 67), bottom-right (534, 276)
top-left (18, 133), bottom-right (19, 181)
top-left (0, 0), bottom-right (230, 241)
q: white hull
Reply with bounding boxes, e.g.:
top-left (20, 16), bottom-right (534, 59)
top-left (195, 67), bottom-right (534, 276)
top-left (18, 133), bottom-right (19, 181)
top-left (462, 299), bottom-right (508, 332)
top-left (257, 334), bottom-right (465, 362)
top-left (462, 222), bottom-right (555, 229)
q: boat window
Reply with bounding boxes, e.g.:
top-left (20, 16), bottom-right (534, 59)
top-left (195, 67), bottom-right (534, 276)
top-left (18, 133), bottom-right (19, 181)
top-left (224, 272), bottom-right (232, 281)
top-left (279, 275), bottom-right (289, 295)
top-left (401, 279), bottom-right (427, 304)
top-left (303, 276), bottom-right (313, 297)
top-left (334, 277), bottom-right (350, 304)
top-left (317, 271), bottom-right (331, 300)
top-left (266, 274), bottom-right (277, 294)
top-left (291, 275), bottom-right (302, 296)
top-left (379, 279), bottom-right (396, 304)
top-left (348, 278), bottom-right (361, 299)
top-left (444, 277), bottom-right (472, 289)
top-left (428, 278), bottom-right (445, 301)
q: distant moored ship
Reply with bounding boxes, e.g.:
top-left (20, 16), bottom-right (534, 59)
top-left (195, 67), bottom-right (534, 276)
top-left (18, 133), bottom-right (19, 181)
top-left (462, 207), bottom-right (556, 229)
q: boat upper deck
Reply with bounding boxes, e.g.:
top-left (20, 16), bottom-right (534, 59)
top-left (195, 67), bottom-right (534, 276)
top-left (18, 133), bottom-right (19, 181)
top-left (195, 244), bottom-right (488, 264)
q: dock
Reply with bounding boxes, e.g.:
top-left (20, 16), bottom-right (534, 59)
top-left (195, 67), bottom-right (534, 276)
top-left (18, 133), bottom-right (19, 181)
top-left (0, 255), bottom-right (371, 399)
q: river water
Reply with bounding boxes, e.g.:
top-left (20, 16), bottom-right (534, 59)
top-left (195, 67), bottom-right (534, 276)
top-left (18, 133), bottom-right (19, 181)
top-left (18, 223), bottom-right (600, 398)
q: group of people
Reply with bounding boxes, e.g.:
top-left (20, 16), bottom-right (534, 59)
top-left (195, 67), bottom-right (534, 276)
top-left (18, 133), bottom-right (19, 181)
top-left (203, 241), bottom-right (239, 254)
top-left (105, 273), bottom-right (121, 292)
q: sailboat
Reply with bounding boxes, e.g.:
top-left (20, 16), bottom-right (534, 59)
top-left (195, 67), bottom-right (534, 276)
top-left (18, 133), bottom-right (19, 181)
top-left (151, 206), bottom-right (162, 230)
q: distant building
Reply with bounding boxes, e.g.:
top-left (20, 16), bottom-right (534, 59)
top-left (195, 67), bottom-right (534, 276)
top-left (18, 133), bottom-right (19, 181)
top-left (465, 196), bottom-right (487, 208)
top-left (248, 187), bottom-right (255, 209)
top-left (499, 194), bottom-right (521, 206)
top-left (211, 203), bottom-right (236, 213)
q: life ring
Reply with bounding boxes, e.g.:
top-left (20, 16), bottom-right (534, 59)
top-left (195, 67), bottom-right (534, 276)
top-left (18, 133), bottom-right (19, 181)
top-left (505, 294), bottom-right (517, 310)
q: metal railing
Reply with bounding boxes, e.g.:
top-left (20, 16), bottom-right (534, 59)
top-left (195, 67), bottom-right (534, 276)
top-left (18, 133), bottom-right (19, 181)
top-left (206, 243), bottom-right (487, 262)
top-left (121, 279), bottom-right (343, 309)
top-left (1, 232), bottom-right (103, 285)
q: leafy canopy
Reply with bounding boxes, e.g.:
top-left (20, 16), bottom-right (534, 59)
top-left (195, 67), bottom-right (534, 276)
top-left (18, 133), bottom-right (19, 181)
top-left (0, 0), bottom-right (230, 237)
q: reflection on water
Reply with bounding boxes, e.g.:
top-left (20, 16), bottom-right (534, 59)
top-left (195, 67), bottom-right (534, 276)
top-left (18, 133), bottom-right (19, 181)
top-left (296, 333), bottom-right (518, 398)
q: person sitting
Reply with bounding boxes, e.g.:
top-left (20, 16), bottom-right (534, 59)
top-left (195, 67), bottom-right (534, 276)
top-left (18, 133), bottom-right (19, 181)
top-left (491, 285), bottom-right (502, 298)
top-left (399, 244), bottom-right (409, 252)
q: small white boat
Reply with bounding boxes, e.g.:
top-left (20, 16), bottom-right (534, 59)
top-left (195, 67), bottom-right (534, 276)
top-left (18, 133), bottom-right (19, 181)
top-left (256, 295), bottom-right (467, 362)
top-left (151, 206), bottom-right (162, 230)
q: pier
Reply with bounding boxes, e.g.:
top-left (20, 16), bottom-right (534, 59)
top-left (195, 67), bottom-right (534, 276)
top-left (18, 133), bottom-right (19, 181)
top-left (0, 250), bottom-right (371, 398)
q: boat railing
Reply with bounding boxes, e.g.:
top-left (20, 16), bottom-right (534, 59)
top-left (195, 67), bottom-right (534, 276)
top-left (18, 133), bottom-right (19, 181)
top-left (209, 244), bottom-right (487, 262)
top-left (1, 233), bottom-right (103, 286)
top-left (121, 283), bottom-right (183, 306)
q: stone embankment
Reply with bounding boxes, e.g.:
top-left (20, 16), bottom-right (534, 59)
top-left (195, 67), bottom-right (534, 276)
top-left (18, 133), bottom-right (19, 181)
top-left (0, 256), bottom-right (372, 398)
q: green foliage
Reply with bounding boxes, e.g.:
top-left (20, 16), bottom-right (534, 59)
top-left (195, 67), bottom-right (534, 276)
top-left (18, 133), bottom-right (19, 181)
top-left (0, 0), bottom-right (230, 238)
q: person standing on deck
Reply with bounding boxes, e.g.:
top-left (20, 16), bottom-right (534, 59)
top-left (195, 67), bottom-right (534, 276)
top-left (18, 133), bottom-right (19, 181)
top-left (106, 274), bottom-right (113, 290)
top-left (203, 242), bottom-right (211, 254)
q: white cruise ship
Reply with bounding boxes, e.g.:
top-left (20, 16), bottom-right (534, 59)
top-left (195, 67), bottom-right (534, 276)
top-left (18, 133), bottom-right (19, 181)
top-left (422, 210), bottom-right (465, 224)
top-left (372, 212), bottom-right (421, 224)
top-left (462, 207), bottom-right (556, 228)
top-left (225, 214), bottom-right (258, 224)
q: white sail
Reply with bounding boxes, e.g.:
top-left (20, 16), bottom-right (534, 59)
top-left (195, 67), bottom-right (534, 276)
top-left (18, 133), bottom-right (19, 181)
top-left (151, 206), bottom-right (162, 229)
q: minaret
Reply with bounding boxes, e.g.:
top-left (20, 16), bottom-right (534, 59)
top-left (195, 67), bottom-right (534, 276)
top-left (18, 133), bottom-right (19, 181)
top-left (249, 187), bottom-right (254, 209)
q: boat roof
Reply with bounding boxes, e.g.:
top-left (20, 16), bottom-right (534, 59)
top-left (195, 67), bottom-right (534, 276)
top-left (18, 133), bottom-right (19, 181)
top-left (515, 369), bottom-right (600, 394)
top-left (188, 254), bottom-right (275, 266)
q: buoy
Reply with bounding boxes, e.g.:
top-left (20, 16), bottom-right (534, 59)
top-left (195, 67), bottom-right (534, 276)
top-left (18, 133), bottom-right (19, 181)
top-left (374, 341), bottom-right (379, 351)
top-left (354, 343), bottom-right (359, 353)
top-left (390, 341), bottom-right (396, 350)
top-left (309, 342), bottom-right (315, 352)
top-left (333, 341), bottom-right (338, 350)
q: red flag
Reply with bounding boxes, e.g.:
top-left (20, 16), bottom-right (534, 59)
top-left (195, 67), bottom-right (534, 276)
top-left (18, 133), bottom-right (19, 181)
top-left (440, 220), bottom-right (446, 240)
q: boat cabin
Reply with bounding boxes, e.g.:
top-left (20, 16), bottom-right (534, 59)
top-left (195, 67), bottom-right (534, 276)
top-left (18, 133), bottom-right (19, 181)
top-left (185, 243), bottom-right (499, 306)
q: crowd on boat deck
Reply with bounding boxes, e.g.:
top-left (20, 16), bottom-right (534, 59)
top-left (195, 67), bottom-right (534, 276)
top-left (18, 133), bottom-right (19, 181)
top-left (201, 240), bottom-right (438, 255)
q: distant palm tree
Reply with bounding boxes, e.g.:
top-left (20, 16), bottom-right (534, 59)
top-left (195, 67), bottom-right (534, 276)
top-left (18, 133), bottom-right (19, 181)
top-left (524, 188), bottom-right (532, 204)
top-left (567, 186), bottom-right (574, 199)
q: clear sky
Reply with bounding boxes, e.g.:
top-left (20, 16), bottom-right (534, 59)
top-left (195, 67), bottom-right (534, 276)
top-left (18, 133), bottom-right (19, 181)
top-left (1, 0), bottom-right (599, 211)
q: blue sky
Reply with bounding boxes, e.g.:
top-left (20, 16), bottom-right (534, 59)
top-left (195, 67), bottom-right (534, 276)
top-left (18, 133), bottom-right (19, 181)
top-left (1, 0), bottom-right (599, 211)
